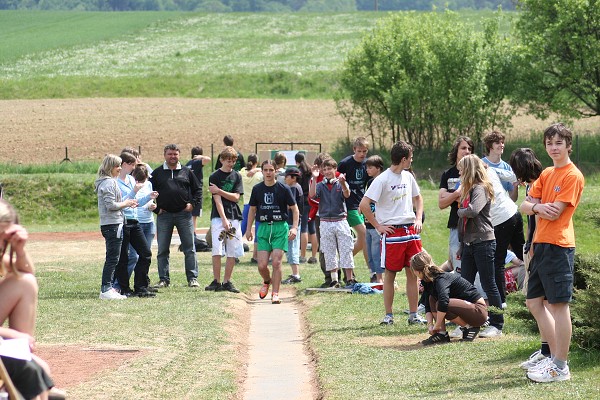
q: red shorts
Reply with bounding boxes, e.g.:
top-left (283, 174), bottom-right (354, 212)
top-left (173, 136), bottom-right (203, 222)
top-left (381, 225), bottom-right (422, 272)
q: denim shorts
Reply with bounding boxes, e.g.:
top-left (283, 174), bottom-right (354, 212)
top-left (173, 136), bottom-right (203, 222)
top-left (527, 243), bottom-right (575, 304)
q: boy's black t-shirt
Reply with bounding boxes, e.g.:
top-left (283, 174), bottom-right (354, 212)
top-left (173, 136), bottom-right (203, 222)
top-left (185, 159), bottom-right (204, 185)
top-left (287, 183), bottom-right (303, 225)
top-left (337, 155), bottom-right (367, 210)
top-left (439, 166), bottom-right (460, 229)
top-left (249, 181), bottom-right (296, 223)
top-left (209, 169), bottom-right (243, 221)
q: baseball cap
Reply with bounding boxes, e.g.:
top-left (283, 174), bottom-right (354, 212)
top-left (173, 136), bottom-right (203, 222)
top-left (285, 167), bottom-right (301, 177)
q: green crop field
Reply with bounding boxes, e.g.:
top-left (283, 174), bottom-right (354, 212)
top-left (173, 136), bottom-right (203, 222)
top-left (0, 10), bottom-right (515, 99)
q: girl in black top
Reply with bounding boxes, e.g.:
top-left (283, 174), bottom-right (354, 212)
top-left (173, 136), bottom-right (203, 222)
top-left (410, 251), bottom-right (488, 345)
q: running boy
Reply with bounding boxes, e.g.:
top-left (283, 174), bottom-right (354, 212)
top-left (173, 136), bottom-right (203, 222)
top-left (245, 160), bottom-right (299, 304)
top-left (309, 158), bottom-right (355, 288)
top-left (520, 123), bottom-right (584, 383)
top-left (206, 146), bottom-right (244, 293)
top-left (359, 141), bottom-right (425, 325)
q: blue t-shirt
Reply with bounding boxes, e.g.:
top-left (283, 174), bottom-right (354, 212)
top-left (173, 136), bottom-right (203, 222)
top-left (337, 155), bottom-right (367, 210)
top-left (482, 157), bottom-right (514, 193)
top-left (249, 181), bottom-right (296, 223)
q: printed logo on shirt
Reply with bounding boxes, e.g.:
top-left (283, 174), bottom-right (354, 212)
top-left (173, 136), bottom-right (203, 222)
top-left (448, 178), bottom-right (460, 191)
top-left (390, 183), bottom-right (407, 191)
top-left (355, 168), bottom-right (364, 181)
top-left (264, 192), bottom-right (274, 205)
top-left (554, 185), bottom-right (560, 193)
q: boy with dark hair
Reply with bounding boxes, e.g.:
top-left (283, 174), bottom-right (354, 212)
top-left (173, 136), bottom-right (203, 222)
top-left (360, 141), bottom-right (425, 325)
top-left (364, 154), bottom-right (385, 284)
top-left (309, 158), bottom-right (355, 288)
top-left (185, 145), bottom-right (211, 231)
top-left (520, 123), bottom-right (584, 383)
top-left (282, 167), bottom-right (304, 284)
top-left (215, 135), bottom-right (245, 172)
top-left (206, 146), bottom-right (244, 293)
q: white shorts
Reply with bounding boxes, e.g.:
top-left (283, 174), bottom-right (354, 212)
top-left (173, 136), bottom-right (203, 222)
top-left (211, 218), bottom-right (244, 258)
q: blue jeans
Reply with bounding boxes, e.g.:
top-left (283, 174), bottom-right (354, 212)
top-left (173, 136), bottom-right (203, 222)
top-left (460, 239), bottom-right (504, 330)
top-left (126, 221), bottom-right (155, 278)
top-left (101, 224), bottom-right (123, 293)
top-left (366, 228), bottom-right (383, 274)
top-left (156, 210), bottom-right (198, 283)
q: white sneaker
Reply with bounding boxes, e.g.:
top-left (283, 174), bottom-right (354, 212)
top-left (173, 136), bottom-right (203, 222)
top-left (501, 302), bottom-right (507, 309)
top-left (527, 356), bottom-right (553, 373)
top-left (99, 288), bottom-right (127, 300)
top-left (417, 304), bottom-right (426, 313)
top-left (527, 361), bottom-right (571, 383)
top-left (408, 314), bottom-right (427, 325)
top-left (479, 326), bottom-right (502, 338)
top-left (520, 350), bottom-right (548, 370)
top-left (449, 326), bottom-right (464, 338)
top-left (380, 314), bottom-right (394, 325)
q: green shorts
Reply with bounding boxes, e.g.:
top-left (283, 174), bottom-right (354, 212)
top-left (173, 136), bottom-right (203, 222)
top-left (346, 209), bottom-right (365, 227)
top-left (257, 221), bottom-right (289, 252)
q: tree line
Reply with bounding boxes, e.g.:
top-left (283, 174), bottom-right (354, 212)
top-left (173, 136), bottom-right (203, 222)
top-left (1, 0), bottom-right (516, 12)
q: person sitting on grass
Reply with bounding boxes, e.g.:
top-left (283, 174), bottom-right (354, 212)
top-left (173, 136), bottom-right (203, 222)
top-left (410, 250), bottom-right (488, 345)
top-left (0, 199), bottom-right (66, 400)
top-left (309, 158), bottom-right (355, 288)
top-left (245, 160), bottom-right (299, 304)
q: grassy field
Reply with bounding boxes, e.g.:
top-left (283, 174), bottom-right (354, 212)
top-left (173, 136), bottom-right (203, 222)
top-left (29, 185), bottom-right (600, 398)
top-left (0, 10), bottom-right (514, 99)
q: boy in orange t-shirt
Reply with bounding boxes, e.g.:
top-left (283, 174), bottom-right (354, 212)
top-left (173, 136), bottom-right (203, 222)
top-left (520, 123), bottom-right (584, 383)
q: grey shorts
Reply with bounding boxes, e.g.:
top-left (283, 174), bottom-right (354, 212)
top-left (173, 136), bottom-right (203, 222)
top-left (527, 243), bottom-right (575, 304)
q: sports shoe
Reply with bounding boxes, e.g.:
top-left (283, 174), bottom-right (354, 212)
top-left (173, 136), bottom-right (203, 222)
top-left (299, 256), bottom-right (307, 264)
top-left (205, 279), bottom-right (221, 291)
top-left (479, 326), bottom-right (502, 338)
top-left (329, 280), bottom-right (340, 288)
top-left (145, 286), bottom-right (159, 293)
top-left (520, 350), bottom-right (549, 370)
top-left (527, 356), bottom-right (553, 373)
top-left (461, 326), bottom-right (480, 341)
top-left (421, 332), bottom-right (450, 346)
top-left (417, 304), bottom-right (426, 314)
top-left (153, 280), bottom-right (170, 288)
top-left (220, 281), bottom-right (240, 293)
top-left (133, 287), bottom-right (157, 298)
top-left (380, 314), bottom-right (394, 325)
top-left (408, 314), bottom-right (428, 325)
top-left (307, 256), bottom-right (317, 264)
top-left (250, 257), bottom-right (258, 264)
top-left (282, 275), bottom-right (302, 284)
top-left (344, 279), bottom-right (358, 288)
top-left (527, 361), bottom-right (571, 383)
top-left (320, 280), bottom-right (332, 288)
top-left (99, 288), bottom-right (127, 300)
top-left (188, 279), bottom-right (200, 288)
top-left (449, 326), bottom-right (464, 338)
top-left (271, 292), bottom-right (281, 304)
top-left (259, 282), bottom-right (270, 299)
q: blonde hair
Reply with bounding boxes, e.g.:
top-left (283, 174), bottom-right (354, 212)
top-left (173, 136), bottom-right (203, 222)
top-left (457, 154), bottom-right (494, 204)
top-left (353, 136), bottom-right (369, 149)
top-left (219, 146), bottom-right (238, 161)
top-left (0, 199), bottom-right (20, 276)
top-left (97, 154), bottom-right (122, 179)
top-left (410, 251), bottom-right (445, 283)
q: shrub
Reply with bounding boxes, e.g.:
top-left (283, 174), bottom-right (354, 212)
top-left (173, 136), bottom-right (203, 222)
top-left (572, 253), bottom-right (600, 350)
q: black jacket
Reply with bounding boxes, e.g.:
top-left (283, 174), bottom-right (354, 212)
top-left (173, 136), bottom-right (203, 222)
top-left (150, 165), bottom-right (202, 213)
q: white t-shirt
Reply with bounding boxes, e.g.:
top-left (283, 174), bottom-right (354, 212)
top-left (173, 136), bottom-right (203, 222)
top-left (487, 167), bottom-right (518, 226)
top-left (363, 168), bottom-right (420, 225)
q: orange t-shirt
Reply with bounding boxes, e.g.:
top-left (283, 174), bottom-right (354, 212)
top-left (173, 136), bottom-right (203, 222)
top-left (529, 162), bottom-right (584, 247)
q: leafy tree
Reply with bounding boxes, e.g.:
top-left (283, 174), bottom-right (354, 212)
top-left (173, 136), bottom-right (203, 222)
top-left (515, 0), bottom-right (600, 118)
top-left (337, 11), bottom-right (517, 150)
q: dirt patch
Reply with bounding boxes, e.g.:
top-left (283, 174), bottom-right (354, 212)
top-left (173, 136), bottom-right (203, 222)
top-left (35, 345), bottom-right (145, 389)
top-left (0, 98), bottom-right (348, 165)
top-left (1, 98), bottom-right (598, 165)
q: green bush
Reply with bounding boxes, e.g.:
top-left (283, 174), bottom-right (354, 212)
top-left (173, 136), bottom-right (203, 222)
top-left (572, 254), bottom-right (600, 350)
